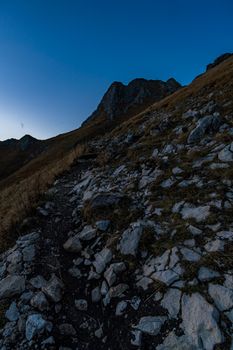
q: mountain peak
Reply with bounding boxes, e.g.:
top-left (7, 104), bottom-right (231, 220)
top-left (83, 77), bottom-right (181, 126)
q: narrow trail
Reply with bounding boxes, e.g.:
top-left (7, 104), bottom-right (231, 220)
top-left (31, 161), bottom-right (147, 350)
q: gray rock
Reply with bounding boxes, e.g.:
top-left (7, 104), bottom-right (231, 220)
top-left (96, 220), bottom-right (110, 231)
top-left (208, 284), bottom-right (233, 311)
top-left (78, 225), bottom-right (96, 241)
top-left (26, 314), bottom-right (51, 341)
top-left (100, 280), bottom-right (108, 296)
top-left (42, 275), bottom-right (64, 302)
top-left (59, 323), bottom-right (76, 336)
top-left (181, 293), bottom-right (223, 349)
top-left (157, 331), bottom-right (198, 350)
top-left (29, 275), bottom-right (47, 289)
top-left (7, 250), bottom-right (22, 265)
top-left (0, 275), bottom-right (25, 300)
top-left (30, 292), bottom-right (49, 311)
top-left (93, 248), bottom-right (112, 274)
top-left (91, 286), bottom-right (101, 303)
top-left (131, 329), bottom-right (142, 346)
top-left (218, 142), bottom-right (233, 162)
top-left (109, 283), bottom-right (129, 299)
top-left (204, 239), bottom-right (225, 252)
top-left (5, 302), bottom-right (19, 322)
top-left (63, 235), bottom-right (82, 253)
top-left (180, 247), bottom-right (201, 262)
top-left (104, 266), bottom-right (116, 287)
top-left (22, 244), bottom-right (36, 262)
top-left (161, 288), bottom-right (181, 318)
top-left (0, 262), bottom-right (6, 279)
top-left (198, 267), bottom-right (220, 281)
top-left (188, 225), bottom-right (202, 236)
top-left (116, 301), bottom-right (127, 316)
top-left (75, 299), bottom-right (88, 311)
top-left (151, 269), bottom-right (180, 285)
top-left (17, 232), bottom-right (39, 245)
top-left (181, 204), bottom-right (210, 222)
top-left (130, 296), bottom-right (141, 310)
top-left (188, 114), bottom-right (221, 143)
top-left (87, 192), bottom-right (125, 210)
top-left (133, 315), bottom-right (167, 335)
top-left (118, 222), bottom-right (143, 256)
top-left (68, 267), bottom-right (82, 278)
top-left (224, 274), bottom-right (233, 289)
top-left (136, 276), bottom-right (153, 290)
top-left (94, 326), bottom-right (103, 339)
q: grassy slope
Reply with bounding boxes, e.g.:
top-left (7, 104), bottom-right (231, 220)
top-left (0, 56), bottom-right (233, 250)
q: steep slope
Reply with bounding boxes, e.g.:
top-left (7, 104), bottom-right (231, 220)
top-left (0, 55), bottom-right (233, 349)
top-left (83, 77), bottom-right (181, 126)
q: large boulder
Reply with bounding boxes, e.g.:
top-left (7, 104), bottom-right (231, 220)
top-left (188, 114), bottom-right (221, 143)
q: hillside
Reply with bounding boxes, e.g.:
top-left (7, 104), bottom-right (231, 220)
top-left (0, 54), bottom-right (233, 349)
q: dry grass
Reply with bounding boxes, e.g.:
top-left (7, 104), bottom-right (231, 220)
top-left (0, 143), bottom-right (87, 251)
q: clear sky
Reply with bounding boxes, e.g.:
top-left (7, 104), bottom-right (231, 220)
top-left (0, 0), bottom-right (232, 140)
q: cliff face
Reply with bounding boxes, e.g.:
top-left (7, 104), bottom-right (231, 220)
top-left (83, 77), bottom-right (181, 125)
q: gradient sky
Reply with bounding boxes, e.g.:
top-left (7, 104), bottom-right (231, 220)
top-left (0, 0), bottom-right (232, 140)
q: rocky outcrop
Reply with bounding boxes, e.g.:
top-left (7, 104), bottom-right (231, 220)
top-left (83, 77), bottom-right (181, 125)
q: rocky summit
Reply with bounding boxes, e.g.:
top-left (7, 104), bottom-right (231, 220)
top-left (83, 77), bottom-right (181, 126)
top-left (0, 54), bottom-right (233, 350)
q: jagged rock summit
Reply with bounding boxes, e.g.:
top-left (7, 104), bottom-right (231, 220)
top-left (83, 77), bottom-right (181, 125)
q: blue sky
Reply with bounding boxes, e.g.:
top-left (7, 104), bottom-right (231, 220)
top-left (0, 0), bottom-right (232, 140)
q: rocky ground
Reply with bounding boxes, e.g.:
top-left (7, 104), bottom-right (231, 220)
top-left (0, 72), bottom-right (233, 349)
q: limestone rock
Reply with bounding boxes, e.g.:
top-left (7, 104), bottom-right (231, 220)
top-left (93, 248), bottom-right (112, 274)
top-left (133, 315), bottom-right (167, 335)
top-left (42, 275), bottom-right (64, 302)
top-left (218, 142), bottom-right (233, 162)
top-left (63, 235), bottom-right (82, 253)
top-left (161, 288), bottom-right (181, 318)
top-left (26, 314), bottom-right (51, 341)
top-left (208, 284), bottom-right (233, 311)
top-left (181, 293), bottom-right (223, 349)
top-left (0, 275), bottom-right (25, 300)
top-left (118, 222), bottom-right (143, 256)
